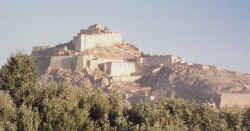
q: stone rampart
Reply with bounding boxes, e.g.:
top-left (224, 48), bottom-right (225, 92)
top-left (74, 56), bottom-right (84, 72)
top-left (72, 33), bottom-right (81, 51)
top-left (34, 56), bottom-right (51, 74)
top-left (72, 32), bottom-right (122, 52)
top-left (219, 92), bottom-right (250, 108)
top-left (138, 55), bottom-right (184, 67)
top-left (48, 56), bottom-right (78, 71)
top-left (32, 45), bottom-right (55, 53)
top-left (86, 33), bottom-right (122, 47)
top-left (32, 45), bottom-right (56, 56)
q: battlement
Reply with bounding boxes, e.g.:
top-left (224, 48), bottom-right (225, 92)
top-left (72, 24), bottom-right (123, 52)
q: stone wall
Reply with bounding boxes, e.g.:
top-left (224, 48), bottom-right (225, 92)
top-left (48, 56), bottom-right (78, 71)
top-left (72, 33), bottom-right (81, 51)
top-left (32, 45), bottom-right (55, 53)
top-left (74, 56), bottom-right (84, 72)
top-left (34, 56), bottom-right (51, 74)
top-left (138, 55), bottom-right (184, 67)
top-left (72, 33), bottom-right (122, 52)
top-left (32, 45), bottom-right (56, 56)
top-left (219, 92), bottom-right (250, 108)
top-left (85, 33), bottom-right (122, 48)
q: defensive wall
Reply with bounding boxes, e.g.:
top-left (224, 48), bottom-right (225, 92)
top-left (32, 45), bottom-right (55, 53)
top-left (72, 32), bottom-right (122, 52)
top-left (34, 55), bottom-right (79, 73)
top-left (48, 56), bottom-right (78, 71)
top-left (32, 45), bottom-right (56, 56)
top-left (71, 33), bottom-right (81, 51)
top-left (137, 55), bottom-right (185, 67)
top-left (34, 56), bottom-right (51, 74)
top-left (219, 92), bottom-right (250, 108)
top-left (32, 44), bottom-right (70, 56)
top-left (35, 54), bottom-right (135, 76)
top-left (35, 55), bottom-right (86, 73)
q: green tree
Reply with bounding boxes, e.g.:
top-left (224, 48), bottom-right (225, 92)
top-left (0, 53), bottom-right (38, 105)
top-left (0, 91), bottom-right (17, 131)
top-left (17, 105), bottom-right (41, 131)
top-left (221, 111), bottom-right (243, 131)
top-left (243, 109), bottom-right (250, 130)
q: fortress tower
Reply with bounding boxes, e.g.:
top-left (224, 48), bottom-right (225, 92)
top-left (71, 24), bottom-right (123, 52)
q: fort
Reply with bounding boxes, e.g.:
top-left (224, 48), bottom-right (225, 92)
top-left (32, 24), bottom-right (186, 78)
top-left (31, 24), bottom-right (207, 81)
top-left (32, 24), bottom-right (135, 77)
top-left (31, 24), bottom-right (250, 108)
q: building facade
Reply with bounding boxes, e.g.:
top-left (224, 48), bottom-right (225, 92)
top-left (100, 61), bottom-right (135, 76)
top-left (71, 24), bottom-right (123, 52)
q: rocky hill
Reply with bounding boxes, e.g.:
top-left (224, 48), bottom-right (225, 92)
top-left (33, 24), bottom-right (250, 108)
top-left (36, 46), bottom-right (250, 108)
top-left (136, 63), bottom-right (250, 106)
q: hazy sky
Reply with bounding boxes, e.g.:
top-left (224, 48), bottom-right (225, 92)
top-left (1, 0), bottom-right (250, 73)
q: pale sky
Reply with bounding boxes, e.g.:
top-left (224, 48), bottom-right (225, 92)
top-left (1, 0), bottom-right (250, 73)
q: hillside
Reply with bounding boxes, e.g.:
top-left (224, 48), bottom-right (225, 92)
top-left (36, 45), bottom-right (250, 108)
top-left (136, 63), bottom-right (250, 106)
top-left (32, 24), bottom-right (250, 108)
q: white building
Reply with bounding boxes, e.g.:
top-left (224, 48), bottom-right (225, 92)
top-left (100, 61), bottom-right (135, 76)
top-left (71, 24), bottom-right (123, 52)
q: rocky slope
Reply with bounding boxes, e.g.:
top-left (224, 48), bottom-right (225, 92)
top-left (35, 43), bottom-right (250, 107)
top-left (82, 43), bottom-right (141, 60)
top-left (136, 63), bottom-right (250, 104)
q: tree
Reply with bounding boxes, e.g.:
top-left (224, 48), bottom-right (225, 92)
top-left (0, 52), bottom-right (38, 105)
top-left (17, 104), bottom-right (41, 131)
top-left (0, 91), bottom-right (17, 131)
top-left (242, 109), bottom-right (250, 130)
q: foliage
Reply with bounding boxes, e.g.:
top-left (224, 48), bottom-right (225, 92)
top-left (0, 91), bottom-right (17, 131)
top-left (0, 52), bottom-right (38, 106)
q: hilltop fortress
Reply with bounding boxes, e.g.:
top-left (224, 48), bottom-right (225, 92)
top-left (32, 24), bottom-right (183, 77)
top-left (32, 24), bottom-right (250, 108)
